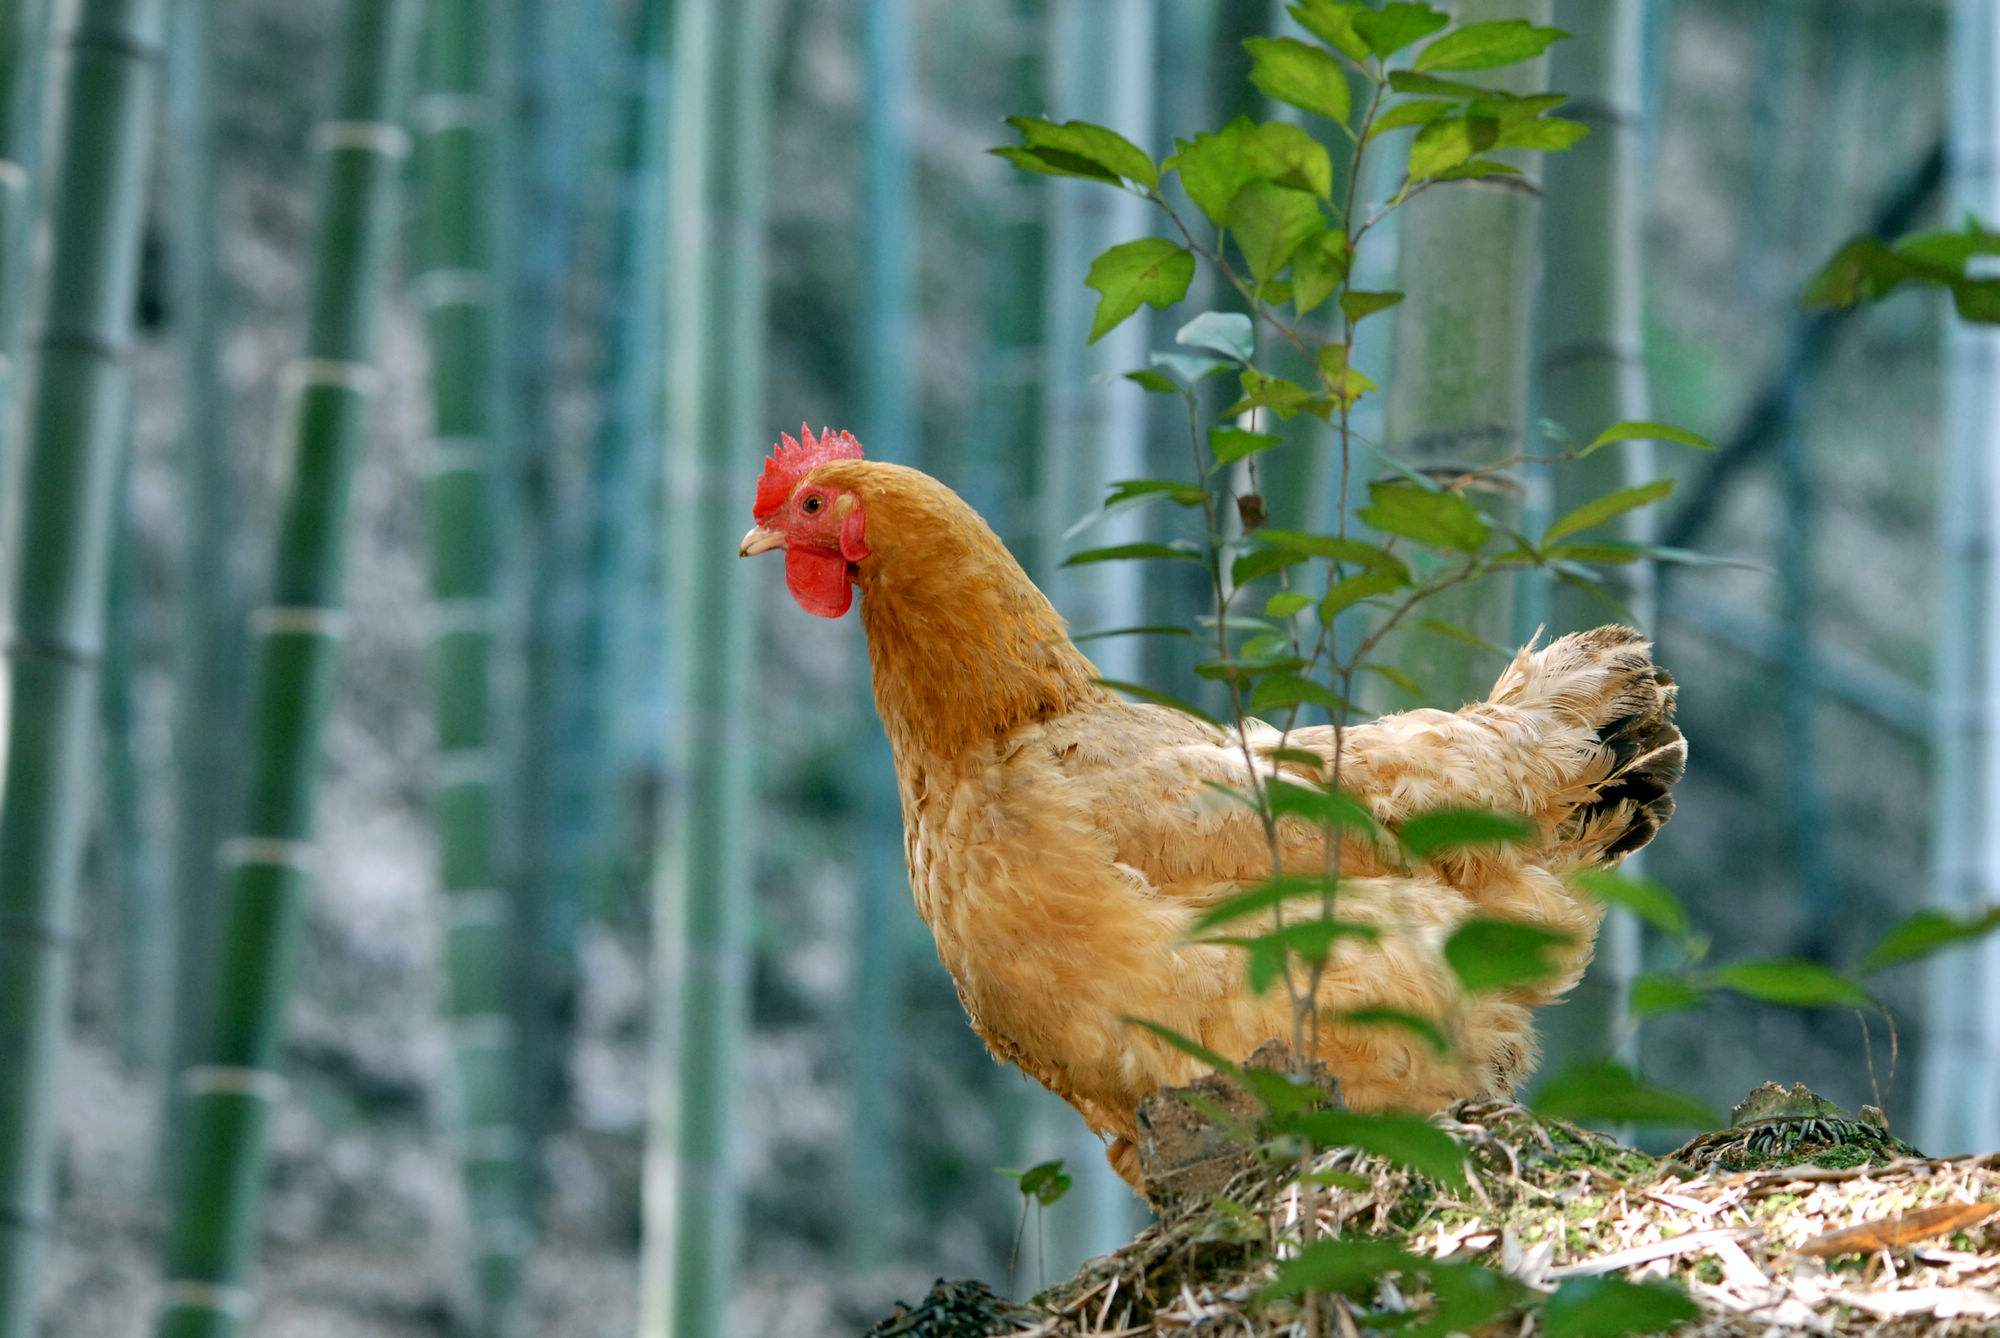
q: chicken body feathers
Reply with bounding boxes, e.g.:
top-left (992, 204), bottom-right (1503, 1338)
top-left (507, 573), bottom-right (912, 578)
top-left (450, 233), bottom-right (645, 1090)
top-left (816, 462), bottom-right (1685, 1189)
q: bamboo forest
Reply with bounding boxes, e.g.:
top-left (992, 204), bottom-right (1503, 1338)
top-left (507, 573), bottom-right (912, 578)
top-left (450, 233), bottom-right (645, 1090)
top-left (9, 0), bottom-right (2000, 1334)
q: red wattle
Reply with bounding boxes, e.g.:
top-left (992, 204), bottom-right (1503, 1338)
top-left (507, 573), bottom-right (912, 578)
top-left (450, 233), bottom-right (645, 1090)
top-left (785, 547), bottom-right (853, 618)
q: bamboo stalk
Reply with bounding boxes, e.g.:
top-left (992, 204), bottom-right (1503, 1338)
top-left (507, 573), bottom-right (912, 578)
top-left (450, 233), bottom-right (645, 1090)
top-left (1034, 0), bottom-right (1154, 1272)
top-left (638, 0), bottom-right (771, 1329)
top-left (414, 0), bottom-right (534, 1325)
top-left (574, 0), bottom-right (671, 935)
top-left (1375, 0), bottom-right (1552, 710)
top-left (164, 0), bottom-right (249, 1148)
top-left (152, 3), bottom-right (417, 1335)
top-left (845, 0), bottom-right (916, 1270)
top-left (1532, 0), bottom-right (1651, 1071)
top-left (1917, 0), bottom-right (2000, 1157)
top-left (0, 2), bottom-right (172, 1331)
top-left (505, 0), bottom-right (583, 1156)
top-left (0, 0), bottom-right (52, 468)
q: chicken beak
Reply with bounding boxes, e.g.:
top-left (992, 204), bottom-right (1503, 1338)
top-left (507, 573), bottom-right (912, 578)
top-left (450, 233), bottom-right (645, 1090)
top-left (738, 525), bottom-right (783, 558)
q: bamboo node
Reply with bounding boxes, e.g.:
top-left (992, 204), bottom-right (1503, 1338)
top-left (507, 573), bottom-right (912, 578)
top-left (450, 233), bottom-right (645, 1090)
top-left (220, 835), bottom-right (316, 871)
top-left (159, 1281), bottom-right (257, 1321)
top-left (252, 605), bottom-right (347, 639)
top-left (310, 119), bottom-right (413, 161)
top-left (180, 1065), bottom-right (289, 1104)
top-left (411, 92), bottom-right (494, 134)
top-left (285, 356), bottom-right (384, 398)
top-left (414, 268), bottom-right (497, 310)
top-left (422, 435), bottom-right (490, 478)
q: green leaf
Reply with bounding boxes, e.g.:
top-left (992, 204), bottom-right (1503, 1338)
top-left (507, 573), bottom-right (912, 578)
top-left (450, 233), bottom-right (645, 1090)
top-left (1628, 974), bottom-right (1707, 1020)
top-left (989, 145), bottom-right (1121, 184)
top-left (1103, 477), bottom-right (1205, 508)
top-left (1229, 368), bottom-right (1335, 422)
top-left (1255, 530), bottom-right (1410, 577)
top-left (1413, 19), bottom-right (1569, 72)
top-left (1250, 673), bottom-right (1355, 715)
top-left (1227, 180), bottom-right (1327, 282)
top-left (1315, 343), bottom-right (1377, 404)
top-left (1150, 350), bottom-right (1231, 384)
top-left (1494, 115), bottom-right (1589, 152)
top-left (1240, 121), bottom-right (1336, 198)
top-left (1072, 624), bottom-right (1195, 643)
top-left (1369, 98), bottom-right (1457, 137)
top-left (1400, 808), bottom-right (1534, 857)
top-left (1236, 1067), bottom-right (1331, 1118)
top-left (1121, 1015), bottom-right (1243, 1080)
top-left (1210, 426), bottom-right (1282, 469)
top-left (1567, 869), bottom-right (1690, 940)
top-left (1418, 617), bottom-right (1510, 657)
top-left (1351, 2), bottom-right (1451, 57)
top-left (1177, 310), bottom-right (1256, 362)
top-left (1209, 919), bottom-right (1381, 992)
top-left (1388, 69), bottom-right (1514, 98)
top-left (1015, 1159), bottom-right (1072, 1205)
top-left (1706, 959), bottom-right (1876, 1010)
top-left (1123, 368), bottom-right (1182, 395)
top-left (1542, 1276), bottom-right (1700, 1338)
top-left (1337, 1007), bottom-right (1449, 1055)
top-left (1231, 545), bottom-right (1306, 586)
top-left (1859, 905), bottom-right (2000, 975)
top-left (1359, 479), bottom-right (1490, 552)
top-left (1265, 778), bottom-right (1375, 832)
top-left (1085, 238), bottom-right (1195, 343)
top-left (1092, 678), bottom-right (1222, 728)
top-left (1187, 874), bottom-right (1339, 933)
top-left (1533, 1060), bottom-right (1719, 1128)
top-left (1000, 115), bottom-right (1158, 187)
top-left (1433, 156), bottom-right (1523, 181)
top-left (1169, 118), bottom-right (1339, 227)
top-left (1244, 36), bottom-right (1352, 125)
top-left (1360, 661), bottom-right (1425, 700)
top-left (1267, 591), bottom-right (1313, 618)
top-left (1320, 568), bottom-right (1407, 619)
top-left (1406, 113), bottom-right (1500, 181)
top-left (1273, 1110), bottom-right (1468, 1189)
top-left (1290, 229), bottom-right (1349, 315)
top-left (1287, 0), bottom-right (1371, 61)
top-left (1444, 918), bottom-right (1571, 993)
top-left (1579, 419), bottom-right (1714, 457)
top-left (1064, 541), bottom-right (1203, 566)
top-left (1261, 1238), bottom-right (1433, 1299)
top-left (1541, 478), bottom-right (1673, 545)
top-left (1339, 290), bottom-right (1403, 327)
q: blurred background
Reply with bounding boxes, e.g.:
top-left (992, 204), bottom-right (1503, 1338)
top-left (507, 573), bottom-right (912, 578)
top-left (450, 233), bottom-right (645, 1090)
top-left (0, 0), bottom-right (1989, 1334)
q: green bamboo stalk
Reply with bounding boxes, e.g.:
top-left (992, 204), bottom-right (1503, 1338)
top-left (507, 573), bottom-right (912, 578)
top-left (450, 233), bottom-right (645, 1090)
top-left (1375, 0), bottom-right (1552, 710)
top-left (0, 0), bottom-right (52, 466)
top-left (0, 2), bottom-right (171, 1331)
top-left (102, 447), bottom-right (167, 1073)
top-left (505, 0), bottom-right (582, 1155)
top-left (846, 0), bottom-right (914, 1270)
top-left (152, 4), bottom-right (417, 1335)
top-left (1035, 0), bottom-right (1154, 1272)
top-left (414, 0), bottom-right (533, 1325)
top-left (574, 0), bottom-right (671, 933)
top-left (638, 0), bottom-right (771, 1330)
top-left (1532, 0), bottom-right (1650, 1070)
top-left (165, 0), bottom-right (249, 1146)
top-left (1917, 0), bottom-right (2000, 1156)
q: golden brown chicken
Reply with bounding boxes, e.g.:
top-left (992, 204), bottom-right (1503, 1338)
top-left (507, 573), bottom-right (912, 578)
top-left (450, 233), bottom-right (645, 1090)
top-left (741, 426), bottom-right (1684, 1189)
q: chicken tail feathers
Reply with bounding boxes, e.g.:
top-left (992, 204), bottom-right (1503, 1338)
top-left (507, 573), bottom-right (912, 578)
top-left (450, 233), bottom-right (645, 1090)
top-left (1488, 625), bottom-right (1685, 867)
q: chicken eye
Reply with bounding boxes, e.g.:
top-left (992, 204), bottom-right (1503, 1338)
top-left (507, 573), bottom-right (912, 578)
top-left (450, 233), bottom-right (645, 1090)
top-left (802, 495), bottom-right (823, 514)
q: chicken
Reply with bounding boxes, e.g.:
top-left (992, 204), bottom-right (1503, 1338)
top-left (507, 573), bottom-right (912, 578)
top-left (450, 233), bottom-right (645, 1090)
top-left (740, 425), bottom-right (1685, 1190)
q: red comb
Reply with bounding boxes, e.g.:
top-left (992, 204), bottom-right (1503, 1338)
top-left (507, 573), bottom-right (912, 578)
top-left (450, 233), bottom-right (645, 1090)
top-left (754, 423), bottom-right (864, 520)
